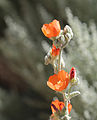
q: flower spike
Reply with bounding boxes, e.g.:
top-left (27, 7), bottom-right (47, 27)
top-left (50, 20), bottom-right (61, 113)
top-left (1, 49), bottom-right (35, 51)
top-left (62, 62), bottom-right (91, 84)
top-left (41, 19), bottom-right (80, 120)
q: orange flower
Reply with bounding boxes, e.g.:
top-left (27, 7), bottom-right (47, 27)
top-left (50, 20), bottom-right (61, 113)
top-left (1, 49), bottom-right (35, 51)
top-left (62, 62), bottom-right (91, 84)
top-left (41, 19), bottom-right (61, 38)
top-left (47, 70), bottom-right (70, 91)
top-left (51, 99), bottom-right (65, 113)
top-left (52, 44), bottom-right (60, 56)
top-left (51, 99), bottom-right (72, 114)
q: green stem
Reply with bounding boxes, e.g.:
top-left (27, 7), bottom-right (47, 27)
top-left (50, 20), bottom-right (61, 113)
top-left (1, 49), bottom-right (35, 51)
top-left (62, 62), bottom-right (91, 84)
top-left (61, 40), bottom-right (68, 49)
top-left (58, 49), bottom-right (62, 71)
top-left (63, 93), bottom-right (66, 103)
top-left (63, 93), bottom-right (70, 120)
top-left (65, 100), bottom-right (68, 115)
top-left (68, 85), bottom-right (72, 96)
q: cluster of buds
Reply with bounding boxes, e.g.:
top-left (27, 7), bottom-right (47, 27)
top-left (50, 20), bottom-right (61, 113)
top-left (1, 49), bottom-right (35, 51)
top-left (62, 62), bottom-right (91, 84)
top-left (41, 20), bottom-right (80, 120)
top-left (43, 20), bottom-right (73, 74)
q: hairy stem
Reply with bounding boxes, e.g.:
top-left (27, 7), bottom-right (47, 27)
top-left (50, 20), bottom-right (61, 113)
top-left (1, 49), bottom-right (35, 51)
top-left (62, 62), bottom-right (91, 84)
top-left (58, 49), bottom-right (62, 71)
top-left (65, 100), bottom-right (69, 120)
top-left (63, 93), bottom-right (70, 120)
top-left (61, 40), bottom-right (68, 49)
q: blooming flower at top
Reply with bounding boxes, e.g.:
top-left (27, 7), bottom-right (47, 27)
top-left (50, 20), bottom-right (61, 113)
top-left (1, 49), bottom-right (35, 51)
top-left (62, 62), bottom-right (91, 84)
top-left (52, 44), bottom-right (60, 56)
top-left (41, 19), bottom-right (61, 38)
top-left (47, 70), bottom-right (70, 91)
top-left (51, 99), bottom-right (72, 114)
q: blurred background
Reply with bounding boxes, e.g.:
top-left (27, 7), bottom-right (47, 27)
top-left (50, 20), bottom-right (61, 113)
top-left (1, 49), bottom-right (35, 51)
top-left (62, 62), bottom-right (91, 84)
top-left (0, 0), bottom-right (97, 120)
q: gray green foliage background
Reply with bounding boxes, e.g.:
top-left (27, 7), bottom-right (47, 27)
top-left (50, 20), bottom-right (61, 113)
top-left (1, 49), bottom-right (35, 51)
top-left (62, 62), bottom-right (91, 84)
top-left (0, 0), bottom-right (96, 120)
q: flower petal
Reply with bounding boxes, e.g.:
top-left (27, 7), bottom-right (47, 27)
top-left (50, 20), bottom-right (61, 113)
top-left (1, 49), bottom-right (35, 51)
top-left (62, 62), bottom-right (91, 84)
top-left (58, 70), bottom-right (70, 89)
top-left (52, 44), bottom-right (60, 56)
top-left (41, 19), bottom-right (61, 38)
top-left (68, 103), bottom-right (72, 114)
top-left (47, 81), bottom-right (56, 90)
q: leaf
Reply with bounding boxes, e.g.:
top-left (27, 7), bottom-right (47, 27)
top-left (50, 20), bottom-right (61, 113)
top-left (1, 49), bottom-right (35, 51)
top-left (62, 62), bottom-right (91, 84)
top-left (69, 91), bottom-right (80, 99)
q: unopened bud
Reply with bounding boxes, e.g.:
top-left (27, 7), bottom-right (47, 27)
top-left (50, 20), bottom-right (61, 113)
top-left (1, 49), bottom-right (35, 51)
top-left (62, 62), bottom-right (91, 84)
top-left (69, 67), bottom-right (76, 80)
top-left (64, 25), bottom-right (73, 39)
top-left (44, 52), bottom-right (52, 65)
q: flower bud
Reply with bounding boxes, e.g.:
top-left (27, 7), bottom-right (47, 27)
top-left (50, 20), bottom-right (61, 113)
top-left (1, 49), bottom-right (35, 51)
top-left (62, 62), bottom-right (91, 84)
top-left (44, 52), bottom-right (52, 65)
top-left (69, 67), bottom-right (76, 80)
top-left (64, 25), bottom-right (73, 39)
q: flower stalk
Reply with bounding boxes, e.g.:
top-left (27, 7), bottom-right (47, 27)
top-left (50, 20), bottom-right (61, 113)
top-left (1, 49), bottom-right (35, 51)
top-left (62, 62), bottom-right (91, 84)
top-left (41, 19), bottom-right (80, 120)
top-left (65, 100), bottom-right (69, 120)
top-left (58, 49), bottom-right (62, 71)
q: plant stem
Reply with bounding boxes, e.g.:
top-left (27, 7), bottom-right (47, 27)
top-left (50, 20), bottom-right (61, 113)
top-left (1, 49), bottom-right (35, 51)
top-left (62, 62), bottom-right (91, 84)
top-left (61, 40), bottom-right (68, 49)
top-left (68, 85), bottom-right (72, 96)
top-left (65, 100), bottom-right (69, 120)
top-left (63, 93), bottom-right (66, 103)
top-left (58, 49), bottom-right (62, 71)
top-left (63, 93), bottom-right (70, 120)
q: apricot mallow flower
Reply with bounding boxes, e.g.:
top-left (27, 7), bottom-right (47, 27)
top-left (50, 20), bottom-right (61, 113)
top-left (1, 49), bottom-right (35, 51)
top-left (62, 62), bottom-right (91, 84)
top-left (51, 99), bottom-right (72, 114)
top-left (41, 19), bottom-right (61, 38)
top-left (52, 44), bottom-right (60, 56)
top-left (47, 70), bottom-right (70, 91)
